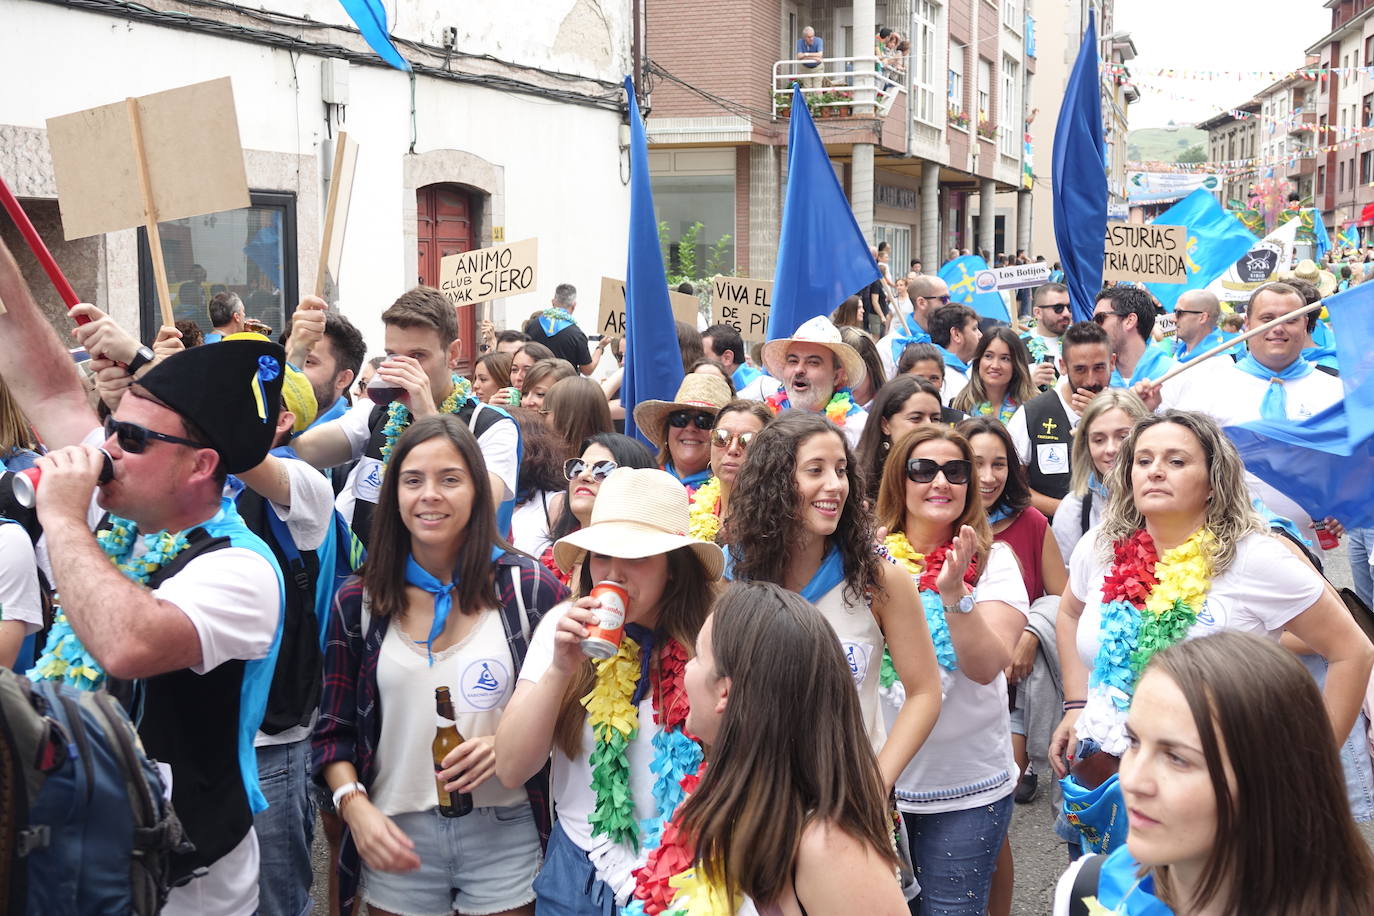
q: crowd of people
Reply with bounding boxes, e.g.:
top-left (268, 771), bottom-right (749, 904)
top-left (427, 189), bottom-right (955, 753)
top-left (2, 228), bottom-right (1374, 916)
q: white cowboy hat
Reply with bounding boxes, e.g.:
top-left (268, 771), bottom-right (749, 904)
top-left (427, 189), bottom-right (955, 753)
top-left (760, 315), bottom-right (866, 388)
top-left (553, 467), bottom-right (725, 578)
top-left (631, 374), bottom-right (734, 449)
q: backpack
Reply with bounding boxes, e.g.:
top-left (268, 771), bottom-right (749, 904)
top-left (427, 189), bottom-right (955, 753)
top-left (0, 669), bottom-right (192, 915)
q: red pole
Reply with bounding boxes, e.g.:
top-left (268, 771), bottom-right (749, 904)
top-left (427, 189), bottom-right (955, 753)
top-left (0, 174), bottom-right (89, 323)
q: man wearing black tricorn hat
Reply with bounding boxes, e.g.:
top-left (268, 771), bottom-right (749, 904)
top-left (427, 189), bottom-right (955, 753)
top-left (0, 237), bottom-right (287, 916)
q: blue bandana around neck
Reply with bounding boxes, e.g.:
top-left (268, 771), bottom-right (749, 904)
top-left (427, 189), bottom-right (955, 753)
top-left (304, 395), bottom-right (350, 432)
top-left (720, 542), bottom-right (845, 603)
top-left (1088, 845), bottom-right (1172, 915)
top-left (538, 307), bottom-right (575, 337)
top-left (666, 462), bottom-right (713, 490)
top-left (889, 321), bottom-right (932, 365)
top-left (625, 622), bottom-right (656, 706)
top-left (1110, 342), bottom-right (1175, 389)
top-left (938, 346), bottom-right (969, 374)
top-left (1173, 327), bottom-right (1225, 363)
top-left (987, 504), bottom-right (1015, 525)
top-left (1302, 344), bottom-right (1340, 370)
top-left (405, 555), bottom-right (456, 665)
top-left (1087, 472), bottom-right (1110, 502)
top-left (1233, 353), bottom-right (1314, 420)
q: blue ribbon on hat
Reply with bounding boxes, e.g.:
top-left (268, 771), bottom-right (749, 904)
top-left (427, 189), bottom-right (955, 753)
top-left (405, 554), bottom-right (456, 665)
top-left (252, 355), bottom-right (281, 424)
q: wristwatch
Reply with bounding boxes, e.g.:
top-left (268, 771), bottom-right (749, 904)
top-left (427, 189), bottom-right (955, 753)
top-left (944, 594), bottom-right (975, 615)
top-left (126, 345), bottom-right (156, 376)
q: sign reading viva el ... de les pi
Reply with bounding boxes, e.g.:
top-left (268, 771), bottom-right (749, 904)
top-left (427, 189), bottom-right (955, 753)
top-left (709, 275), bottom-right (773, 341)
top-left (439, 238), bottom-right (538, 305)
top-left (1102, 224), bottom-right (1188, 284)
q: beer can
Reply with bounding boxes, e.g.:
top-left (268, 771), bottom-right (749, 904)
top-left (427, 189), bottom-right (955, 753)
top-left (12, 449), bottom-right (115, 509)
top-left (1314, 522), bottom-right (1340, 551)
top-left (581, 581), bottom-right (629, 660)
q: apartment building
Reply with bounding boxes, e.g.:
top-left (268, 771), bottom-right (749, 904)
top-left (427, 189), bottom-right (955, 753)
top-left (1309, 0), bottom-right (1374, 231)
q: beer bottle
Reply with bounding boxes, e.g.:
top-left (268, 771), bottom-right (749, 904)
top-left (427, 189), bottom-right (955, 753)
top-left (432, 686), bottom-right (473, 817)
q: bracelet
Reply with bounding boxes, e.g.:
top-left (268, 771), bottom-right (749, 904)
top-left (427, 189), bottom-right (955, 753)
top-left (1063, 700), bottom-right (1086, 711)
top-left (332, 781), bottom-right (367, 809)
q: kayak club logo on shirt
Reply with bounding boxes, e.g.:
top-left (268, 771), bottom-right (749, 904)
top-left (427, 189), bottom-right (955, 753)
top-left (461, 658), bottom-right (510, 710)
top-left (841, 641), bottom-right (870, 685)
top-left (356, 457), bottom-right (384, 501)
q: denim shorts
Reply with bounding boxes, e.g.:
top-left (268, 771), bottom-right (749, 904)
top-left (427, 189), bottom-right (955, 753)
top-left (904, 794), bottom-right (1015, 916)
top-left (360, 804), bottom-right (541, 916)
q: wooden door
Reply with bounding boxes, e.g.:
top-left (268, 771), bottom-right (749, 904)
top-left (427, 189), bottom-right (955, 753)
top-left (417, 185), bottom-right (477, 374)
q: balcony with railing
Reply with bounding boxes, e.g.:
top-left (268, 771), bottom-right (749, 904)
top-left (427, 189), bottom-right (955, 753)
top-left (772, 55), bottom-right (909, 149)
top-left (1288, 110), bottom-right (1318, 136)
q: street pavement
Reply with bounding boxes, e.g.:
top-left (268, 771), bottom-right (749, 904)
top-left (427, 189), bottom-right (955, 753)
top-left (306, 540), bottom-right (1367, 915)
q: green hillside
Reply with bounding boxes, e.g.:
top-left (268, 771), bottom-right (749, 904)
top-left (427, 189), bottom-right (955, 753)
top-left (1127, 127), bottom-right (1207, 163)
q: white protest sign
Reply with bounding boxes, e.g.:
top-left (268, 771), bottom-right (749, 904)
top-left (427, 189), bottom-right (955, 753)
top-left (976, 262), bottom-right (1052, 291)
top-left (709, 275), bottom-right (773, 341)
top-left (1156, 312), bottom-right (1177, 338)
top-left (439, 238), bottom-right (537, 306)
top-left (1102, 224), bottom-right (1188, 284)
top-left (597, 277), bottom-right (698, 336)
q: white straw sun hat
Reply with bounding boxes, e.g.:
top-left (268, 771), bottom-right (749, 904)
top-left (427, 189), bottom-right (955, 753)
top-left (760, 315), bottom-right (867, 387)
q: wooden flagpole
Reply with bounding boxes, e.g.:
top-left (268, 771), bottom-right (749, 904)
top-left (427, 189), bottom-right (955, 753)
top-left (1150, 300), bottom-right (1325, 387)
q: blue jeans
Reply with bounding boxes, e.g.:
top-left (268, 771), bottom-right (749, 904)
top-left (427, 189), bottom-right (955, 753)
top-left (253, 738), bottom-right (316, 916)
top-left (1348, 527), bottom-right (1374, 608)
top-left (531, 822), bottom-right (617, 916)
top-left (1299, 654), bottom-right (1374, 822)
top-left (904, 794), bottom-right (1015, 916)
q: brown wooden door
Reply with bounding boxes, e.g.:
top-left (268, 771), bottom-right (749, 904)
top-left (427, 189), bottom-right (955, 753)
top-left (417, 185), bottom-right (477, 374)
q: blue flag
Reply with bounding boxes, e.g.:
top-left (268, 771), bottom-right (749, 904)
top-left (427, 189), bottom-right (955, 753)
top-left (337, 0), bottom-right (410, 71)
top-left (1312, 208), bottom-right (1331, 258)
top-left (1144, 190), bottom-right (1257, 311)
top-left (768, 85), bottom-right (879, 340)
top-left (939, 255), bottom-right (1011, 321)
top-left (1225, 281), bottom-right (1374, 526)
top-left (621, 77), bottom-right (683, 444)
top-left (1341, 224), bottom-right (1361, 250)
top-left (1051, 11), bottom-right (1107, 324)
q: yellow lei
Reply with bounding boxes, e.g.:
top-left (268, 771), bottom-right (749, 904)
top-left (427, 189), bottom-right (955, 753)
top-left (1145, 529), bottom-right (1213, 618)
top-left (883, 531), bottom-right (925, 576)
top-left (687, 477), bottom-right (723, 542)
top-left (662, 867), bottom-right (736, 916)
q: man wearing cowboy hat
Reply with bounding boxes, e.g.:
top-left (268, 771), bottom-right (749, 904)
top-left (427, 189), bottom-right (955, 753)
top-left (758, 315), bottom-right (868, 447)
top-left (631, 374), bottom-right (734, 494)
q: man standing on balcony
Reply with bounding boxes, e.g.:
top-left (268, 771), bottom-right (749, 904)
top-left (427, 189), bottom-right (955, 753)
top-left (796, 26), bottom-right (823, 70)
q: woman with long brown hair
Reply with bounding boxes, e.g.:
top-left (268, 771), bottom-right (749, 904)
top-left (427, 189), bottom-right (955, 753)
top-left (875, 424), bottom-right (1030, 915)
top-left (951, 327), bottom-right (1035, 424)
top-left (543, 375), bottom-right (613, 459)
top-left (1055, 630), bottom-right (1374, 915)
top-left (495, 468), bottom-right (723, 915)
top-left (624, 581), bottom-right (907, 914)
top-left (472, 351), bottom-right (513, 404)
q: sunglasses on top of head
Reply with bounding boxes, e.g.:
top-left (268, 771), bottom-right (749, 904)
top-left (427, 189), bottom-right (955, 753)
top-left (104, 417), bottom-right (205, 454)
top-left (905, 457), bottom-right (972, 485)
top-left (564, 458), bottom-right (618, 483)
top-left (667, 411), bottom-right (714, 430)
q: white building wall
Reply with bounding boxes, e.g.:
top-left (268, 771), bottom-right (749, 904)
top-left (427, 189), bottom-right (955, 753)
top-left (0, 0), bottom-right (633, 352)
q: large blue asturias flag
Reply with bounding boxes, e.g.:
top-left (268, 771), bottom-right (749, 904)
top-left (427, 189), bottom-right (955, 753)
top-left (1225, 281), bottom-right (1374, 526)
top-left (1051, 11), bottom-right (1107, 324)
top-left (1144, 189), bottom-right (1257, 311)
top-left (620, 77), bottom-right (684, 444)
top-left (1341, 224), bottom-right (1361, 250)
top-left (768, 85), bottom-right (880, 340)
top-left (337, 0), bottom-right (410, 71)
top-left (939, 255), bottom-right (1011, 321)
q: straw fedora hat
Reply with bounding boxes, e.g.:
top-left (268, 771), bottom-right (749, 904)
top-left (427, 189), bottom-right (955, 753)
top-left (631, 374), bottom-right (734, 449)
top-left (1293, 258), bottom-right (1338, 297)
top-left (760, 315), bottom-right (867, 388)
top-left (553, 468), bottom-right (725, 578)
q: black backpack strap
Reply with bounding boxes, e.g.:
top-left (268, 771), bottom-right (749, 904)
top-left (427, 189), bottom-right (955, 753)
top-left (1080, 490), bottom-right (1093, 538)
top-left (1069, 853), bottom-right (1106, 916)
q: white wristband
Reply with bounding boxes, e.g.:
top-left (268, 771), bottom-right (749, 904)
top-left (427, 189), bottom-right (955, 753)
top-left (332, 781), bottom-right (367, 808)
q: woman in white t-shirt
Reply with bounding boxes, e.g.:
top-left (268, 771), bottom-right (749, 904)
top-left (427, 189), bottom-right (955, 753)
top-left (315, 415), bottom-right (568, 916)
top-left (1048, 410), bottom-right (1372, 857)
top-left (1050, 390), bottom-right (1149, 564)
top-left (874, 424), bottom-right (1030, 916)
top-left (496, 468), bottom-right (724, 915)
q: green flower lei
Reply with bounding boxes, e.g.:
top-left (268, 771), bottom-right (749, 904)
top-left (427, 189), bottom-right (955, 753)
top-left (379, 373), bottom-right (474, 466)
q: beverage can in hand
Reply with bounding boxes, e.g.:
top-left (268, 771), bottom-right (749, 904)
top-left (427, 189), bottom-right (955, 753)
top-left (1314, 521), bottom-right (1340, 551)
top-left (581, 581), bottom-right (629, 659)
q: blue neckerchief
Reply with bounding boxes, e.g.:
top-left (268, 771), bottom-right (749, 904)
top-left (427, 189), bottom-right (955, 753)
top-left (1092, 845), bottom-right (1173, 915)
top-left (987, 504), bottom-right (1015, 525)
top-left (889, 323), bottom-right (932, 365)
top-left (1173, 327), bottom-right (1225, 362)
top-left (303, 395), bottom-right (350, 433)
top-left (1312, 318), bottom-right (1335, 349)
top-left (1233, 353), bottom-right (1314, 420)
top-left (538, 308), bottom-right (575, 337)
top-left (625, 622), bottom-right (656, 706)
top-left (405, 555), bottom-right (456, 665)
top-left (800, 544), bottom-right (846, 602)
top-left (1302, 344), bottom-right (1340, 370)
top-left (665, 462), bottom-right (713, 489)
top-left (938, 346), bottom-right (968, 374)
top-left (1110, 342), bottom-right (1175, 388)
top-left (1252, 497), bottom-right (1313, 549)
top-left (731, 364), bottom-right (764, 390)
top-left (1088, 473), bottom-right (1109, 501)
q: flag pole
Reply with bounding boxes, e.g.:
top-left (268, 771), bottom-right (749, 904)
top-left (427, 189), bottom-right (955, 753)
top-left (1151, 300), bottom-right (1325, 387)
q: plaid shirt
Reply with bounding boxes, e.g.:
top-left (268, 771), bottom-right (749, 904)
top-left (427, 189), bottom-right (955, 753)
top-left (313, 551), bottom-right (568, 916)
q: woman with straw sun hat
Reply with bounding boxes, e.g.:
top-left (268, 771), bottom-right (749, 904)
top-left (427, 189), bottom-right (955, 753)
top-left (496, 468), bottom-right (723, 915)
top-left (632, 374), bottom-right (734, 495)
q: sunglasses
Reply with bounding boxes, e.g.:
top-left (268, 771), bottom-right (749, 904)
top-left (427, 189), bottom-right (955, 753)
top-left (1040, 304), bottom-right (1071, 314)
top-left (667, 411), bottom-right (714, 430)
top-left (906, 457), bottom-right (972, 485)
top-left (1092, 311), bottom-right (1126, 326)
top-left (921, 294), bottom-right (952, 304)
top-left (1172, 309), bottom-right (1205, 317)
top-left (564, 458), bottom-right (618, 483)
top-left (104, 417), bottom-right (205, 454)
top-left (710, 429), bottom-right (756, 450)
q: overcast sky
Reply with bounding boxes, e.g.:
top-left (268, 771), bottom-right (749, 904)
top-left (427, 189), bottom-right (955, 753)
top-left (1115, 0), bottom-right (1332, 129)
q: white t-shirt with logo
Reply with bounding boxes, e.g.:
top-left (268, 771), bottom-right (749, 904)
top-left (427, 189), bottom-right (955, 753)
top-left (370, 607), bottom-right (525, 814)
top-left (1068, 528), bottom-right (1323, 672)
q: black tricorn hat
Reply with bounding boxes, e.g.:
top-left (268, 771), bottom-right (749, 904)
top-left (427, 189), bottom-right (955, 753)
top-left (136, 338), bottom-right (285, 474)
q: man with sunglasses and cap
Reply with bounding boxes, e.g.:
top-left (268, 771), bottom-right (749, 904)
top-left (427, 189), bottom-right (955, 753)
top-left (756, 315), bottom-right (869, 447)
top-left (0, 239), bottom-right (287, 916)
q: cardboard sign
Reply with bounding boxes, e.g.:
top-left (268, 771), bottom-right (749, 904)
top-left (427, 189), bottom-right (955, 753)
top-left (1102, 224), bottom-right (1188, 284)
top-left (597, 276), bottom-right (699, 336)
top-left (46, 77), bottom-right (251, 241)
top-left (439, 238), bottom-right (538, 306)
top-left (709, 275), bottom-right (773, 341)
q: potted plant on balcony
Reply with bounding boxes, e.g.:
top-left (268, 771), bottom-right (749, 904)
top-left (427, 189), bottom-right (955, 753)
top-left (774, 90), bottom-right (792, 117)
top-left (832, 89), bottom-right (853, 117)
top-left (977, 118), bottom-right (998, 141)
top-left (948, 106), bottom-right (970, 129)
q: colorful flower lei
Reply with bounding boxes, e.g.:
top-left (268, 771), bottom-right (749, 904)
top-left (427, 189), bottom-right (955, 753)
top-left (879, 532), bottom-right (980, 688)
top-left (973, 395), bottom-right (1018, 425)
top-left (1080, 527), bottom-right (1214, 755)
top-left (686, 477), bottom-right (722, 543)
top-left (765, 387), bottom-right (863, 427)
top-left (581, 632), bottom-right (703, 853)
top-left (379, 373), bottom-right (473, 466)
top-left (30, 516), bottom-right (191, 690)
